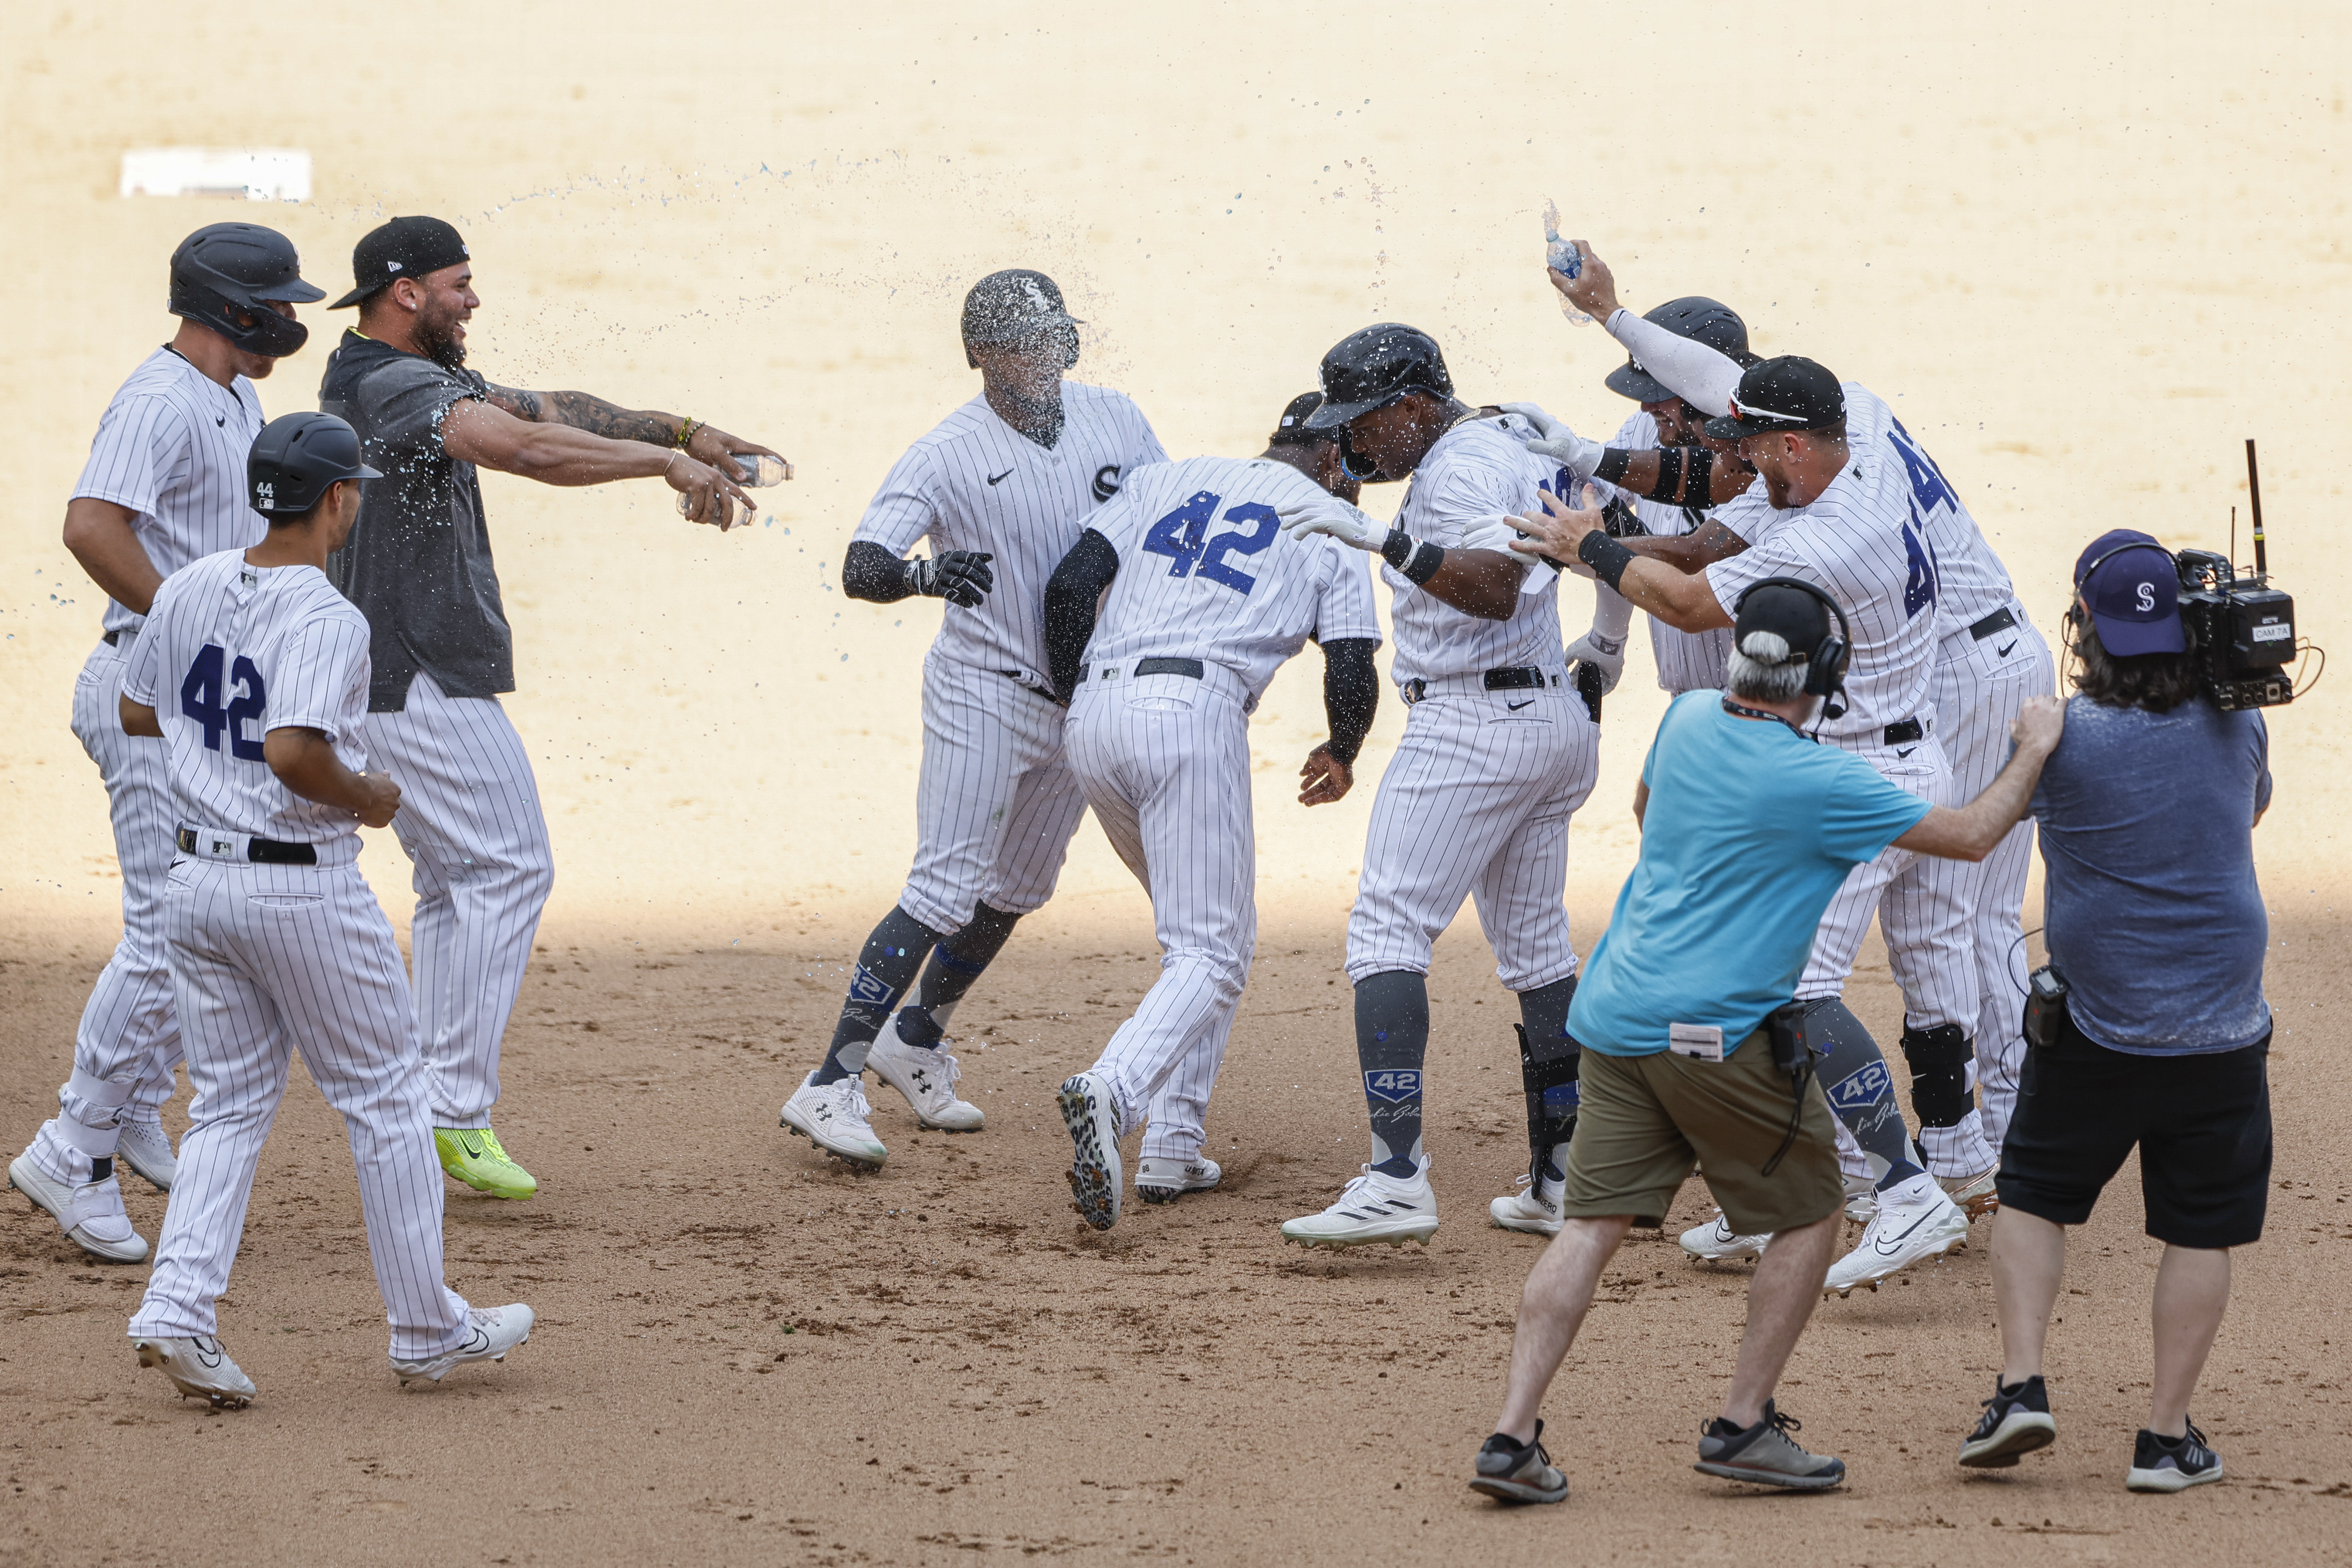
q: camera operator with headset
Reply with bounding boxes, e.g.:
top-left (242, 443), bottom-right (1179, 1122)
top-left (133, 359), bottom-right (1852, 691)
top-left (1955, 528), bottom-right (2275, 1494)
top-left (1470, 578), bottom-right (2065, 1505)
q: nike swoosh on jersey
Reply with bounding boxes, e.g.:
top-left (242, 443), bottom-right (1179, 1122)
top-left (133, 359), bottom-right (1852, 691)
top-left (987, 468), bottom-right (1016, 486)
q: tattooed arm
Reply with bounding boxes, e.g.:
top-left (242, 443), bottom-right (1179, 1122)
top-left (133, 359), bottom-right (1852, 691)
top-left (483, 384), bottom-right (791, 483)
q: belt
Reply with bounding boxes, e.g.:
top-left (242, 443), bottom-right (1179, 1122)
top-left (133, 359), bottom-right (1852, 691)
top-left (1968, 605), bottom-right (2018, 641)
top-left (1882, 718), bottom-right (1926, 746)
top-left (1077, 656), bottom-right (1204, 683)
top-left (177, 826), bottom-right (318, 866)
top-left (1400, 666), bottom-right (1557, 706)
top-left (103, 629), bottom-right (122, 648)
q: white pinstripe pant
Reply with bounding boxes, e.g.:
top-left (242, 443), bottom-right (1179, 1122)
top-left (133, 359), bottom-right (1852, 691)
top-left (129, 855), bottom-right (468, 1361)
top-left (1346, 684), bottom-right (1596, 990)
top-left (27, 638), bottom-right (186, 1184)
top-left (1065, 674), bottom-right (1255, 1161)
top-left (1930, 610), bottom-right (2057, 1153)
top-left (898, 653), bottom-right (1089, 936)
top-left (363, 674), bottom-right (555, 1129)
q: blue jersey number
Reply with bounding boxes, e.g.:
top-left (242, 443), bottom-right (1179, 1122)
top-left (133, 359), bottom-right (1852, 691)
top-left (1901, 506), bottom-right (1940, 619)
top-left (1140, 493), bottom-right (1279, 596)
top-left (180, 643), bottom-right (268, 760)
top-left (1886, 418), bottom-right (1959, 516)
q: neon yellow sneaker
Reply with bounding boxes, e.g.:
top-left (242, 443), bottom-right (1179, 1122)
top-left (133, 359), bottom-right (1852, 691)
top-left (434, 1126), bottom-right (538, 1201)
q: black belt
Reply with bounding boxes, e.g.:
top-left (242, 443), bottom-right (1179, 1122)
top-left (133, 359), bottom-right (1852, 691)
top-left (103, 629), bottom-right (122, 648)
top-left (1077, 657), bottom-right (1204, 683)
top-left (1968, 605), bottom-right (2018, 641)
top-left (176, 827), bottom-right (318, 866)
top-left (1883, 718), bottom-right (1926, 746)
top-left (1400, 665), bottom-right (1550, 705)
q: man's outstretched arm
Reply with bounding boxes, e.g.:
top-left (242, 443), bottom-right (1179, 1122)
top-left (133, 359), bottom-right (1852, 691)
top-left (485, 384), bottom-right (790, 486)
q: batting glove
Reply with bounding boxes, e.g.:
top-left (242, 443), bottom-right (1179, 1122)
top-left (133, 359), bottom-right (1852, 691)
top-left (1501, 403), bottom-right (1607, 476)
top-left (1276, 495), bottom-right (1389, 552)
top-left (1562, 630), bottom-right (1625, 694)
top-left (906, 550), bottom-right (995, 607)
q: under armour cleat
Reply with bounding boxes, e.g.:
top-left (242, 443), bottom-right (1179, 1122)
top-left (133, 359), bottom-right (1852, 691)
top-left (868, 1022), bottom-right (985, 1132)
top-left (1280, 1159), bottom-right (1439, 1250)
top-left (434, 1125), bottom-right (538, 1200)
top-left (779, 1074), bottom-right (887, 1169)
top-left (1489, 1173), bottom-right (1563, 1237)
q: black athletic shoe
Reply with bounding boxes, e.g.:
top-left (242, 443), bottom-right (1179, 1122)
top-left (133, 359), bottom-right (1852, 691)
top-left (1958, 1374), bottom-right (2057, 1467)
top-left (2127, 1421), bottom-right (2224, 1492)
top-left (1694, 1401), bottom-right (1846, 1490)
top-left (1469, 1420), bottom-right (1569, 1505)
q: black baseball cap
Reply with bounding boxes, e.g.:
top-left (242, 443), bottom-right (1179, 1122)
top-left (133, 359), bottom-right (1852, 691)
top-left (248, 412), bottom-right (381, 515)
top-left (1733, 578), bottom-right (1838, 663)
top-left (1704, 355), bottom-right (1846, 440)
top-left (1268, 391), bottom-right (1332, 447)
top-left (330, 216), bottom-right (471, 309)
top-left (962, 269), bottom-right (1082, 345)
top-left (1605, 296), bottom-right (1758, 402)
top-left (2074, 528), bottom-right (2186, 655)
top-left (1302, 324), bottom-right (1452, 429)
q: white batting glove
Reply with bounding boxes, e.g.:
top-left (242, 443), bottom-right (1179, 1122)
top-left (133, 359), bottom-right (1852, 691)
top-left (1276, 494), bottom-right (1389, 552)
top-left (1563, 631), bottom-right (1626, 694)
top-left (1500, 401), bottom-right (1567, 441)
top-left (1500, 403), bottom-right (1606, 476)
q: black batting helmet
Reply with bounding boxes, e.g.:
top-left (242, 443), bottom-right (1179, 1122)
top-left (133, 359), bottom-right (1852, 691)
top-left (169, 223), bottom-right (325, 359)
top-left (1301, 324), bottom-right (1452, 429)
top-left (962, 269), bottom-right (1082, 370)
top-left (248, 412), bottom-right (379, 517)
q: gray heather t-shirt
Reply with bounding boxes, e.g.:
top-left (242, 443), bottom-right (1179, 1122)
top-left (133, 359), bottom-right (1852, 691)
top-left (320, 329), bottom-right (513, 711)
top-left (2031, 693), bottom-right (2273, 1055)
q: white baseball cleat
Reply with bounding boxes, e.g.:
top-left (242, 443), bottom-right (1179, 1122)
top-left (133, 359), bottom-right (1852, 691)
top-left (392, 1303), bottom-right (535, 1385)
top-left (1281, 1159), bottom-right (1440, 1250)
top-left (133, 1335), bottom-right (256, 1409)
top-left (779, 1073), bottom-right (887, 1169)
top-left (1489, 1174), bottom-right (1563, 1237)
top-left (1135, 1156), bottom-right (1221, 1204)
top-left (867, 1022), bottom-right (985, 1132)
top-left (114, 1119), bottom-right (178, 1192)
top-left (1943, 1167), bottom-right (2000, 1220)
top-left (1679, 1212), bottom-right (1771, 1262)
top-left (1824, 1174), bottom-right (1970, 1296)
top-left (1057, 1073), bottom-right (1123, 1231)
top-left (10, 1151), bottom-right (148, 1263)
top-left (1842, 1174), bottom-right (1879, 1227)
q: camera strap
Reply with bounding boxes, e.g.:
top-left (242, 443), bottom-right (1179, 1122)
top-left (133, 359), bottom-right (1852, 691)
top-left (1760, 1001), bottom-right (1816, 1178)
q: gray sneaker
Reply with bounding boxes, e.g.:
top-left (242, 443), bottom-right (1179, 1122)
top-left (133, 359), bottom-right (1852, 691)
top-left (1470, 1420), bottom-right (1569, 1505)
top-left (1694, 1401), bottom-right (1846, 1490)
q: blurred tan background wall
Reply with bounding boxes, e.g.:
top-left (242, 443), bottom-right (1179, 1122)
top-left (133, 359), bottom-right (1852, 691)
top-left (3, 1), bottom-right (2345, 939)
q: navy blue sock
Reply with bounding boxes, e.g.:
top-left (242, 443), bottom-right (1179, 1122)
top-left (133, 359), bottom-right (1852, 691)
top-left (1356, 971), bottom-right (1429, 1179)
top-left (1804, 997), bottom-right (1927, 1190)
top-left (812, 906), bottom-right (943, 1085)
top-left (901, 902), bottom-right (1022, 1045)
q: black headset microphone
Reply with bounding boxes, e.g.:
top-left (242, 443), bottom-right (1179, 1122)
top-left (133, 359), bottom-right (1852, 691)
top-left (1732, 575), bottom-right (1853, 728)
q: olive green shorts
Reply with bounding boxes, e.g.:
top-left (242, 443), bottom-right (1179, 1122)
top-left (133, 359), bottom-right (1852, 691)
top-left (1560, 1031), bottom-right (1843, 1237)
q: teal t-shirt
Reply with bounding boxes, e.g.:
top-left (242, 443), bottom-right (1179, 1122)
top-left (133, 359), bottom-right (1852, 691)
top-left (1570, 692), bottom-right (1934, 1056)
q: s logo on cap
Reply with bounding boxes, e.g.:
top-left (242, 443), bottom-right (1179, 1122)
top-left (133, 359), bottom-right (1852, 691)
top-left (2136, 581), bottom-right (2156, 613)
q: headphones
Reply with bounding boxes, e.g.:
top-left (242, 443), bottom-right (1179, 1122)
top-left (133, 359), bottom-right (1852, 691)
top-left (1734, 576), bottom-right (1852, 720)
top-left (2066, 539), bottom-right (2176, 626)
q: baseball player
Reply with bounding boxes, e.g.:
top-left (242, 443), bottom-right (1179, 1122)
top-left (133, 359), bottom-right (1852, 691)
top-left (11, 224), bottom-right (323, 1265)
top-left (1513, 252), bottom-right (1990, 1294)
top-left (120, 412), bottom-right (529, 1408)
top-left (319, 216), bottom-right (782, 1202)
top-left (1270, 325), bottom-right (1608, 1250)
top-left (779, 270), bottom-right (1166, 1169)
top-left (1043, 393), bottom-right (1383, 1229)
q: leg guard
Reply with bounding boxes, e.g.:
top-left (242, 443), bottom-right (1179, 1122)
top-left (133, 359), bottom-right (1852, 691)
top-left (1899, 1023), bottom-right (1974, 1129)
top-left (1516, 1023), bottom-right (1581, 1191)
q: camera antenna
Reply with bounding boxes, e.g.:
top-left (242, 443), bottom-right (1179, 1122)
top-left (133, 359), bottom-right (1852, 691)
top-left (2245, 438), bottom-right (2268, 580)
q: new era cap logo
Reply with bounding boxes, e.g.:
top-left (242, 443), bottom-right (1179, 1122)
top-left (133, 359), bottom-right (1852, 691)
top-left (387, 260), bottom-right (402, 272)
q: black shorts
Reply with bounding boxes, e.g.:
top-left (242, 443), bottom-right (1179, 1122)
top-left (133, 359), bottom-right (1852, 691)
top-left (1995, 1005), bottom-right (2272, 1250)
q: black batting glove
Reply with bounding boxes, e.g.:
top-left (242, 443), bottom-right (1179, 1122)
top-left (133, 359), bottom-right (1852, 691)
top-left (905, 550), bottom-right (995, 607)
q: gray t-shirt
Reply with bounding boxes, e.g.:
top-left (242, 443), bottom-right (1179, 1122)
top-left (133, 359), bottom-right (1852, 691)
top-left (2031, 693), bottom-right (2273, 1055)
top-left (319, 330), bottom-right (513, 711)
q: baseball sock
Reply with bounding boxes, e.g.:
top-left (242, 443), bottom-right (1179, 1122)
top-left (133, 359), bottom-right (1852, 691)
top-left (1804, 997), bottom-right (1926, 1192)
top-left (1899, 1022), bottom-right (1993, 1175)
top-left (898, 902), bottom-right (1023, 1047)
top-left (1355, 970), bottom-right (1428, 1179)
top-left (1515, 975), bottom-right (1581, 1195)
top-left (812, 906), bottom-right (944, 1085)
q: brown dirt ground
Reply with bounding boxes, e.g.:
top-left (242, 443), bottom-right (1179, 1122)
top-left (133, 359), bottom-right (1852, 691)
top-left (4, 891), bottom-right (2348, 1568)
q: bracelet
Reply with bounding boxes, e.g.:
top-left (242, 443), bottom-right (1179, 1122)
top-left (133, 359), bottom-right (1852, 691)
top-left (676, 416), bottom-right (701, 449)
top-left (664, 451), bottom-right (682, 478)
top-left (1577, 530), bottom-right (1635, 592)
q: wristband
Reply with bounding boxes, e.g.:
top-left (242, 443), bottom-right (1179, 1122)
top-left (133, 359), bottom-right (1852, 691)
top-left (1379, 528), bottom-right (1416, 571)
top-left (676, 416), bottom-right (701, 449)
top-left (1381, 529), bottom-right (1446, 586)
top-left (1684, 447), bottom-right (1714, 505)
top-left (1595, 447), bottom-right (1632, 485)
top-left (1643, 447), bottom-right (1685, 503)
top-left (1577, 530), bottom-right (1635, 593)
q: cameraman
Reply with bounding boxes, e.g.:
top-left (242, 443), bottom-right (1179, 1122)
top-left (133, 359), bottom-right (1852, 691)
top-left (1955, 529), bottom-right (2273, 1494)
top-left (1472, 582), bottom-right (2065, 1504)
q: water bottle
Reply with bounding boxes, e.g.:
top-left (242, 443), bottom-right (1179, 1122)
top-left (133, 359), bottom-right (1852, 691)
top-left (1544, 200), bottom-right (1592, 325)
top-left (731, 453), bottom-right (788, 487)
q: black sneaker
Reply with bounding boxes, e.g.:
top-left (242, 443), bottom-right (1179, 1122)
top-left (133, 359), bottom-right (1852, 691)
top-left (1469, 1420), bottom-right (1569, 1505)
top-left (1958, 1374), bottom-right (2057, 1467)
top-left (1694, 1401), bottom-right (1846, 1490)
top-left (2127, 1420), bottom-right (2224, 1492)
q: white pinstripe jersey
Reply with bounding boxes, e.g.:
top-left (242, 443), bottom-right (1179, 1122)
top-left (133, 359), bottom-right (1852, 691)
top-left (1386, 414), bottom-right (1565, 687)
top-left (1084, 457), bottom-right (1384, 704)
top-left (73, 348), bottom-right (267, 638)
top-left (853, 382), bottom-right (1166, 687)
top-left (1612, 408), bottom-right (1738, 693)
top-left (1703, 384), bottom-right (1948, 753)
top-left (122, 550), bottom-right (373, 846)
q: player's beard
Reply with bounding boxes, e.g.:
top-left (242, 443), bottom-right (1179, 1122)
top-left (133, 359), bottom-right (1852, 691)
top-left (414, 298), bottom-right (468, 371)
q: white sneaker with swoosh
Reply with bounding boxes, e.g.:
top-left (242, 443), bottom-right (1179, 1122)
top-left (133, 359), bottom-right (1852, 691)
top-left (133, 1335), bottom-right (256, 1408)
top-left (1824, 1174), bottom-right (1969, 1296)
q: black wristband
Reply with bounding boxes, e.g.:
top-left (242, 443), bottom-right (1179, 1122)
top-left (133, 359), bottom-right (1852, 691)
top-left (1577, 530), bottom-right (1635, 593)
top-left (1684, 447), bottom-right (1714, 506)
top-left (1595, 447), bottom-right (1632, 485)
top-left (1643, 446), bottom-right (1685, 503)
top-left (1379, 528), bottom-right (1416, 571)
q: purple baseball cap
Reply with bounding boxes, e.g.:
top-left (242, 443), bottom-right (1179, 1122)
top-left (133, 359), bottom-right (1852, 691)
top-left (2073, 528), bottom-right (2185, 655)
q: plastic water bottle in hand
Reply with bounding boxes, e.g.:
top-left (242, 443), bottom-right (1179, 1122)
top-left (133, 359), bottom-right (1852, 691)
top-left (1544, 201), bottom-right (1592, 326)
top-left (730, 453), bottom-right (788, 487)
